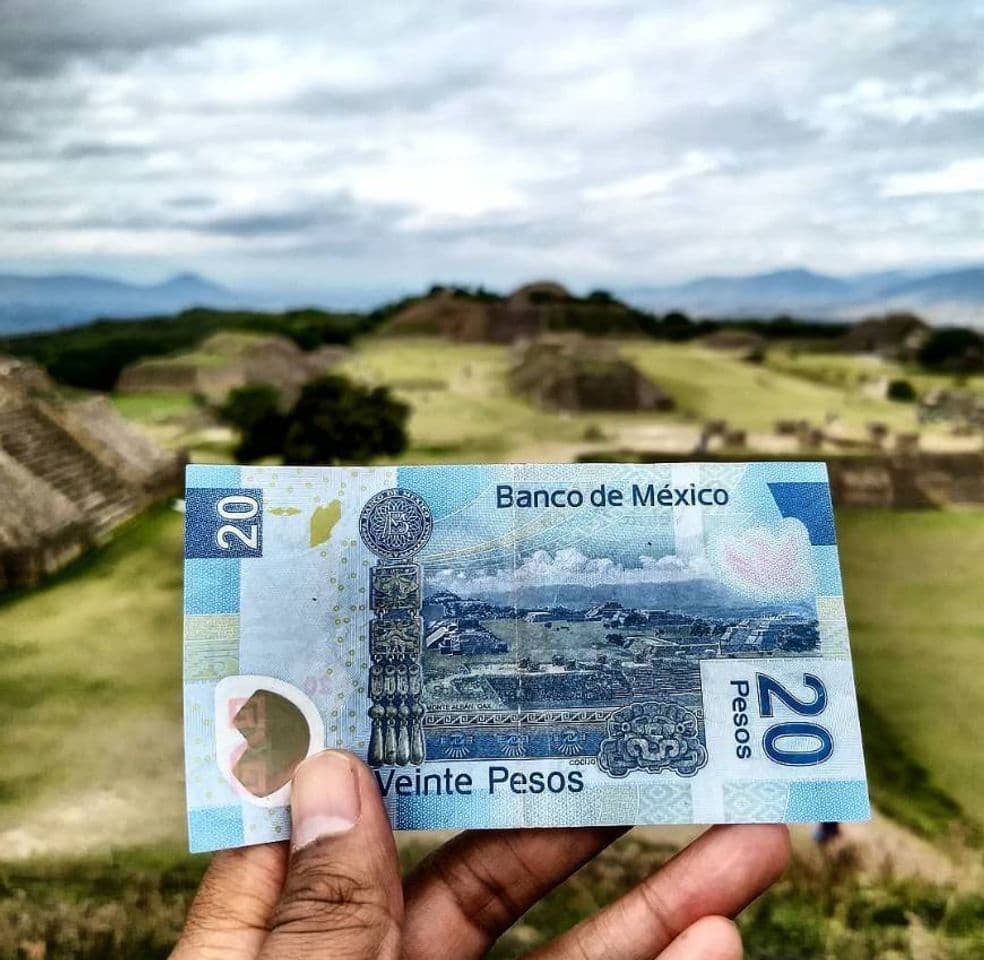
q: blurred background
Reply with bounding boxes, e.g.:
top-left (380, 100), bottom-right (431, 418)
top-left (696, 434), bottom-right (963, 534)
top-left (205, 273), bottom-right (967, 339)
top-left (0, 1), bottom-right (982, 957)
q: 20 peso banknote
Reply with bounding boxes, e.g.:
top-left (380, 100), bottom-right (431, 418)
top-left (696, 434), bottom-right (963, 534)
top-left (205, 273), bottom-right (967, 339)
top-left (183, 461), bottom-right (868, 852)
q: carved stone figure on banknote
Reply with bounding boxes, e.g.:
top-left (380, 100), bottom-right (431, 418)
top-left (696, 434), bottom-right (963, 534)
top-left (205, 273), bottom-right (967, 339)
top-left (360, 488), bottom-right (433, 767)
top-left (597, 702), bottom-right (707, 778)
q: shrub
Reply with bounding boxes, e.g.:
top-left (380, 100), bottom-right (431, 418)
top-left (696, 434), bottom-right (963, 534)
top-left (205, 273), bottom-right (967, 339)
top-left (221, 375), bottom-right (409, 466)
top-left (217, 384), bottom-right (286, 462)
top-left (887, 378), bottom-right (917, 402)
top-left (745, 347), bottom-right (767, 365)
top-left (281, 375), bottom-right (409, 466)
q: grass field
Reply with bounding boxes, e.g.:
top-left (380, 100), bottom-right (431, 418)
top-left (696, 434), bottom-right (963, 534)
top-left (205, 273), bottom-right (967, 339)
top-left (109, 389), bottom-right (238, 463)
top-left (628, 341), bottom-right (925, 432)
top-left (340, 338), bottom-right (606, 461)
top-left (766, 348), bottom-right (984, 397)
top-left (110, 337), bottom-right (970, 465)
top-left (0, 508), bottom-right (186, 857)
top-left (838, 509), bottom-right (984, 834)
top-left (2, 834), bottom-right (982, 959)
top-left (338, 337), bottom-right (950, 463)
top-left (110, 390), bottom-right (199, 421)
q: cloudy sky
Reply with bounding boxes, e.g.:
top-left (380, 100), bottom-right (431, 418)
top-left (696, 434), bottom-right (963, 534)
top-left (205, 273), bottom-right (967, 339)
top-left (429, 547), bottom-right (714, 594)
top-left (1, 0), bottom-right (982, 301)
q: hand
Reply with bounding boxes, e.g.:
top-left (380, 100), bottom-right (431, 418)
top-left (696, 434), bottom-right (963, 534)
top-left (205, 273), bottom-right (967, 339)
top-left (171, 750), bottom-right (790, 960)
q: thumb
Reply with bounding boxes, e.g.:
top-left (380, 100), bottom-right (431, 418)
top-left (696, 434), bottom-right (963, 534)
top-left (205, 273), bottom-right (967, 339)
top-left (259, 750), bottom-right (403, 960)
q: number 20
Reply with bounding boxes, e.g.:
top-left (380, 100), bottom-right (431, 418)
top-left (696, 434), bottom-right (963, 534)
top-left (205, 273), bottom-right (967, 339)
top-left (756, 673), bottom-right (833, 766)
top-left (215, 495), bottom-right (259, 550)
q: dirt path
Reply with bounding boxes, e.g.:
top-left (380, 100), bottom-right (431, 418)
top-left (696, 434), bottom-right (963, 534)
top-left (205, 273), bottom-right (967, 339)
top-left (0, 782), bottom-right (185, 860)
top-left (830, 812), bottom-right (982, 890)
top-left (638, 811), bottom-right (982, 891)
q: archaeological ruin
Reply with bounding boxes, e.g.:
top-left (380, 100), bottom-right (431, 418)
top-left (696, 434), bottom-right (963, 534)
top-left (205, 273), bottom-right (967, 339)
top-left (509, 334), bottom-right (675, 412)
top-left (0, 356), bottom-right (184, 590)
top-left (116, 331), bottom-right (347, 403)
top-left (382, 281), bottom-right (647, 343)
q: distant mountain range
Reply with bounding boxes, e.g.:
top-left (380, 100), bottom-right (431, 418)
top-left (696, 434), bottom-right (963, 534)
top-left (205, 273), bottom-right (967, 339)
top-left (0, 271), bottom-right (242, 334)
top-left (1, 264), bottom-right (982, 336)
top-left (622, 266), bottom-right (984, 326)
top-left (463, 579), bottom-right (803, 617)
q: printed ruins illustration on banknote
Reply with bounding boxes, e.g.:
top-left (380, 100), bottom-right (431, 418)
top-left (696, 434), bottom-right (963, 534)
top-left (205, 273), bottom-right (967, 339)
top-left (183, 462), bottom-right (868, 852)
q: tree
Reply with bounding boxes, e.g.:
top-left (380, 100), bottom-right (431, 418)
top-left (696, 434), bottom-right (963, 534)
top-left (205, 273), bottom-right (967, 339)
top-left (917, 327), bottom-right (984, 373)
top-left (217, 384), bottom-right (286, 462)
top-left (281, 375), bottom-right (409, 465)
top-left (661, 310), bottom-right (697, 341)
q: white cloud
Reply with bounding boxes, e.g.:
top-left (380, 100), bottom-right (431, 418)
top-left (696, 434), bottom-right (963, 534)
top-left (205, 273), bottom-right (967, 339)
top-left (583, 152), bottom-right (724, 202)
top-left (429, 547), bottom-right (712, 596)
top-left (881, 158), bottom-right (984, 197)
top-left (0, 0), bottom-right (982, 292)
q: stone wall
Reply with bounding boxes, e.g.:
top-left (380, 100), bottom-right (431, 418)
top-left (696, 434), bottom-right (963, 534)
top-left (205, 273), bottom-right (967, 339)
top-left (578, 449), bottom-right (984, 508)
top-left (824, 453), bottom-right (984, 508)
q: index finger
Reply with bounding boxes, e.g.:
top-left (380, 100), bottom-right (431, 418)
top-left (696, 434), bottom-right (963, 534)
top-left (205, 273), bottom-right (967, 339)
top-left (401, 825), bottom-right (627, 960)
top-left (171, 842), bottom-right (288, 960)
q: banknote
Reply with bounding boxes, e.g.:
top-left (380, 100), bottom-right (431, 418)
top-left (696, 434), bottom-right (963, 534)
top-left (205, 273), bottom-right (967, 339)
top-left (183, 461), bottom-right (868, 852)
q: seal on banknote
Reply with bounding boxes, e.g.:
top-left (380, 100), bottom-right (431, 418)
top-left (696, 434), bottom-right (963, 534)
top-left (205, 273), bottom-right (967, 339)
top-left (359, 487), bottom-right (433, 560)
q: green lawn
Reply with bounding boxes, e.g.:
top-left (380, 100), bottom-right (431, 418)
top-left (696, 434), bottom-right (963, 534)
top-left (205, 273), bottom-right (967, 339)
top-left (0, 508), bottom-right (186, 856)
top-left (766, 348), bottom-right (984, 397)
top-left (627, 341), bottom-right (926, 433)
top-left (838, 509), bottom-right (984, 832)
top-left (110, 390), bottom-right (199, 422)
top-left (105, 337), bottom-right (955, 466)
top-left (0, 483), bottom-right (980, 960)
top-left (5, 342), bottom-right (982, 846)
top-left (106, 339), bottom-right (965, 457)
top-left (1, 336), bottom-right (980, 957)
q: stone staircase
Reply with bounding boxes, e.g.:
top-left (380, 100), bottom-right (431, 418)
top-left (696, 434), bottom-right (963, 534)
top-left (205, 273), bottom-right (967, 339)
top-left (0, 402), bottom-right (142, 536)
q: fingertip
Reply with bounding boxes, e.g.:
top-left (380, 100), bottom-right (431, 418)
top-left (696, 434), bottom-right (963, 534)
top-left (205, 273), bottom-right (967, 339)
top-left (295, 746), bottom-right (369, 774)
top-left (269, 752), bottom-right (403, 957)
top-left (291, 749), bottom-right (363, 849)
top-left (774, 823), bottom-right (793, 864)
top-left (699, 916), bottom-right (743, 960)
top-left (287, 748), bottom-right (397, 878)
top-left (750, 823), bottom-right (792, 880)
top-left (292, 749), bottom-right (382, 804)
top-left (337, 748), bottom-right (388, 794)
top-left (212, 838), bottom-right (289, 867)
top-left (707, 822), bottom-right (792, 877)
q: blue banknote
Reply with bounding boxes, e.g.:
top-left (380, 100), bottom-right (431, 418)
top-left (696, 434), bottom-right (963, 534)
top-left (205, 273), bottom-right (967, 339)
top-left (183, 461), bottom-right (868, 852)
